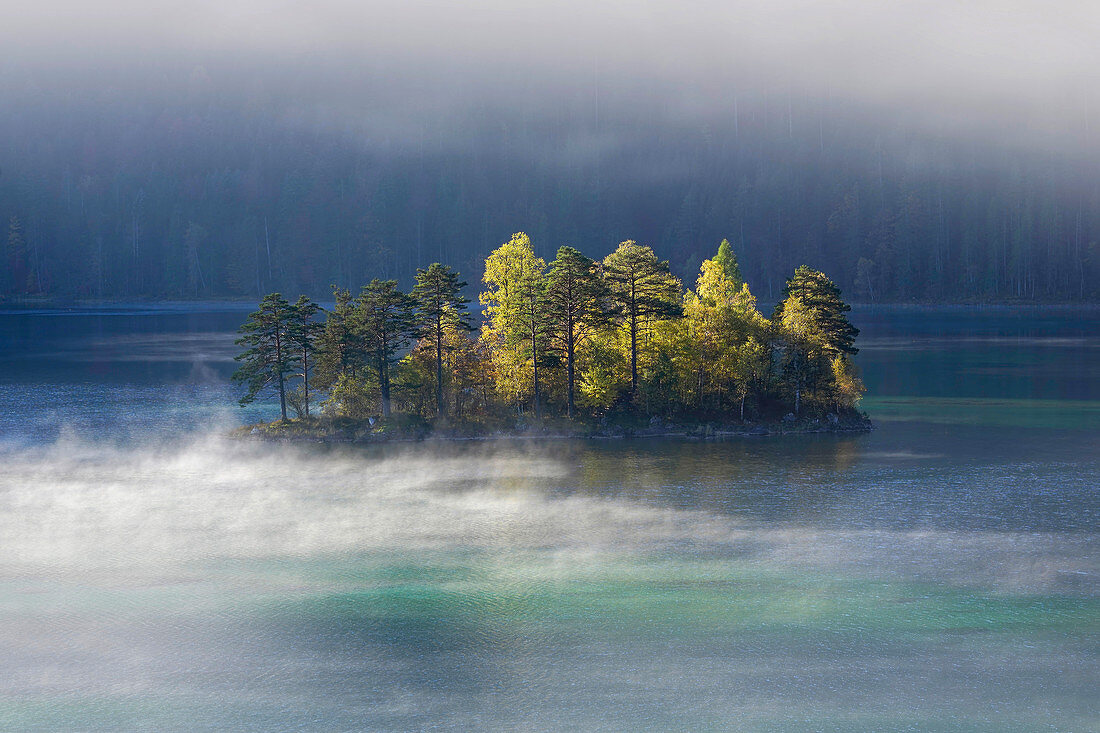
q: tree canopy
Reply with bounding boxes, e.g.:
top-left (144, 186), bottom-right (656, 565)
top-left (235, 237), bottom-right (866, 428)
top-left (232, 293), bottom-right (298, 421)
top-left (413, 263), bottom-right (473, 418)
top-left (603, 241), bottom-right (682, 396)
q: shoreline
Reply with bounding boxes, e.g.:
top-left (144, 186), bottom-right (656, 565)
top-left (233, 413), bottom-right (874, 445)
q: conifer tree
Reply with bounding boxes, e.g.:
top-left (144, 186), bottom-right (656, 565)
top-left (355, 279), bottom-right (417, 417)
top-left (233, 292), bottom-right (297, 421)
top-left (545, 246), bottom-right (610, 418)
top-left (288, 295), bottom-right (324, 417)
top-left (774, 265), bottom-right (859, 355)
top-left (714, 238), bottom-right (743, 285)
top-left (603, 241), bottom-right (682, 397)
top-left (315, 286), bottom-right (363, 390)
top-left (412, 263), bottom-right (473, 418)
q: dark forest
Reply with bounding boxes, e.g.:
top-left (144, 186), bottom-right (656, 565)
top-left (2, 81), bottom-right (1097, 303)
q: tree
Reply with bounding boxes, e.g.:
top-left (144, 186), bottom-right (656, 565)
top-left (774, 265), bottom-right (859, 355)
top-left (545, 246), bottom-right (610, 418)
top-left (315, 285), bottom-right (364, 391)
top-left (713, 238), bottom-right (743, 285)
top-left (684, 243), bottom-right (768, 408)
top-left (731, 337), bottom-right (770, 420)
top-left (602, 241), bottom-right (683, 397)
top-left (355, 279), bottom-right (417, 417)
top-left (412, 263), bottom-right (473, 418)
top-left (288, 295), bottom-right (324, 417)
top-left (776, 295), bottom-right (826, 415)
top-left (480, 232), bottom-right (548, 416)
top-left (233, 293), bottom-right (297, 421)
top-left (829, 354), bottom-right (866, 413)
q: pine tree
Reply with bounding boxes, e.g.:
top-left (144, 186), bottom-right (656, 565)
top-left (355, 279), bottom-right (418, 417)
top-left (233, 293), bottom-right (297, 421)
top-left (602, 241), bottom-right (682, 397)
top-left (412, 263), bottom-right (473, 418)
top-left (288, 295), bottom-right (324, 417)
top-left (545, 246), bottom-right (610, 419)
top-left (315, 286), bottom-right (363, 390)
top-left (774, 265), bottom-right (859, 355)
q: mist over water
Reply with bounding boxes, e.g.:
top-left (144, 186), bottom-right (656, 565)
top-left (1, 305), bottom-right (1098, 731)
top-left (3, 434), bottom-right (1094, 595)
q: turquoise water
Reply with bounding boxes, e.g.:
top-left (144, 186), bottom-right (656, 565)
top-left (0, 305), bottom-right (1097, 731)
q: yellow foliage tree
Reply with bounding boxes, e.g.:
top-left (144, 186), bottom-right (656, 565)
top-left (479, 232), bottom-right (548, 415)
top-left (683, 244), bottom-right (769, 410)
top-left (829, 354), bottom-right (866, 413)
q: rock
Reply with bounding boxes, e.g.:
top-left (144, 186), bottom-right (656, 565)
top-left (782, 413), bottom-right (796, 423)
top-left (827, 412), bottom-right (840, 425)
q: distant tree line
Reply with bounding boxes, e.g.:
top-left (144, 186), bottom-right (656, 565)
top-left (234, 236), bottom-right (865, 425)
top-left (1, 91), bottom-right (1097, 304)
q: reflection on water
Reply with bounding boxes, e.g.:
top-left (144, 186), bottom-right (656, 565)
top-left (0, 305), bottom-right (1097, 731)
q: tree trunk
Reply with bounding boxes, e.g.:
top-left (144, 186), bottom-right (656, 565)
top-left (277, 373), bottom-right (287, 421)
top-left (532, 329), bottom-right (541, 420)
top-left (565, 325), bottom-right (575, 420)
top-left (435, 318), bottom-right (445, 418)
top-left (379, 353), bottom-right (391, 418)
top-left (302, 349), bottom-right (310, 417)
top-left (275, 330), bottom-right (287, 421)
top-left (629, 308), bottom-right (638, 396)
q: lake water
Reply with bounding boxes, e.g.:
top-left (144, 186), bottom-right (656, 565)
top-left (0, 305), bottom-right (1097, 732)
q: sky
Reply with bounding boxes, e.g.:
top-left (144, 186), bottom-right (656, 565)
top-left (2, 1), bottom-right (1097, 159)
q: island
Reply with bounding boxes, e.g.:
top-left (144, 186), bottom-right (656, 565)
top-left (232, 236), bottom-right (871, 442)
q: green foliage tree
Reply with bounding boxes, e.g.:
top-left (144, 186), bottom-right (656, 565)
top-left (412, 263), bottom-right (474, 418)
top-left (714, 238), bottom-right (743, 285)
top-left (776, 295), bottom-right (826, 415)
top-left (233, 292), bottom-right (297, 421)
top-left (355, 279), bottom-right (418, 417)
top-left (235, 239), bottom-right (865, 430)
top-left (602, 241), bottom-right (683, 397)
top-left (774, 265), bottom-right (859, 355)
top-left (288, 295), bottom-right (324, 417)
top-left (314, 286), bottom-right (363, 392)
top-left (545, 246), bottom-right (610, 419)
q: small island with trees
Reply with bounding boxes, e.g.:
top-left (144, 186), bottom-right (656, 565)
top-left (232, 235), bottom-right (870, 441)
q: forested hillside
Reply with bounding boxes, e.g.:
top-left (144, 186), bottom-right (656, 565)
top-left (2, 85), bottom-right (1097, 302)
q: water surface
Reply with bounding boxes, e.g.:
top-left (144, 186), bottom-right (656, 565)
top-left (0, 304), bottom-right (1096, 731)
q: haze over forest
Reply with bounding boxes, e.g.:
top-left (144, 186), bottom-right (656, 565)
top-left (2, 1), bottom-right (1098, 302)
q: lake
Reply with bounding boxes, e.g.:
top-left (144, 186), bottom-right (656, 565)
top-left (0, 304), bottom-right (1097, 731)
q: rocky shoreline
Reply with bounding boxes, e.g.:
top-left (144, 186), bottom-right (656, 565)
top-left (234, 412), bottom-right (873, 444)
